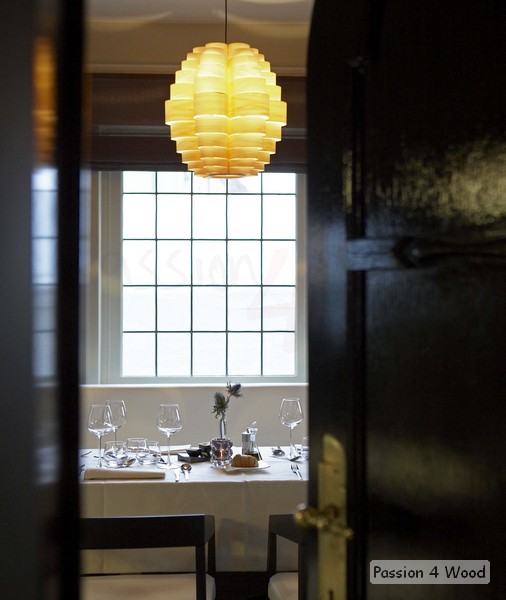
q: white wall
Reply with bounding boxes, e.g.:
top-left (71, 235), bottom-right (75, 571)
top-left (80, 384), bottom-right (308, 449)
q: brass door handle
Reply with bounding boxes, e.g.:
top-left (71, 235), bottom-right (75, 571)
top-left (294, 504), bottom-right (354, 539)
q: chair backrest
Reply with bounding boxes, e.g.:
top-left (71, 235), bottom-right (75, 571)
top-left (80, 514), bottom-right (215, 600)
top-left (267, 514), bottom-right (307, 600)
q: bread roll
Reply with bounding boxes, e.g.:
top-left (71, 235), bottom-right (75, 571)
top-left (231, 454), bottom-right (258, 468)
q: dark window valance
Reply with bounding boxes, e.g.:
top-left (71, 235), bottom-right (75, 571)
top-left (86, 73), bottom-right (306, 172)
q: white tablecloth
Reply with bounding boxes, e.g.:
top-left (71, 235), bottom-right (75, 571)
top-left (80, 446), bottom-right (307, 573)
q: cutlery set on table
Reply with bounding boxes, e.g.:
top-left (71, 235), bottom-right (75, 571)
top-left (269, 446), bottom-right (307, 479)
top-left (172, 462), bottom-right (191, 482)
top-left (291, 463), bottom-right (303, 479)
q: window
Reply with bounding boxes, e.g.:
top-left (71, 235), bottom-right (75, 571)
top-left (87, 170), bottom-right (306, 383)
top-left (32, 167), bottom-right (58, 380)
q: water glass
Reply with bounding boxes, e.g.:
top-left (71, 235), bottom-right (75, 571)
top-left (103, 441), bottom-right (129, 467)
top-left (295, 437), bottom-right (309, 459)
top-left (138, 440), bottom-right (161, 465)
top-left (302, 436), bottom-right (309, 460)
top-left (210, 437), bottom-right (233, 468)
top-left (126, 437), bottom-right (149, 463)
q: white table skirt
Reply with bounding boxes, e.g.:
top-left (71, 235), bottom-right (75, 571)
top-left (80, 446), bottom-right (307, 573)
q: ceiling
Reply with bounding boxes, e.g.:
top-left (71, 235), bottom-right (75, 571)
top-left (86, 0), bottom-right (314, 26)
top-left (85, 0), bottom-right (314, 74)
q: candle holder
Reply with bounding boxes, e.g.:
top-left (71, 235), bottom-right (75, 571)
top-left (210, 437), bottom-right (233, 468)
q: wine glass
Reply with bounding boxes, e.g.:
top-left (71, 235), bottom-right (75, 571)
top-left (106, 400), bottom-right (127, 443)
top-left (156, 403), bottom-right (182, 468)
top-left (279, 398), bottom-right (303, 458)
top-left (87, 404), bottom-right (113, 467)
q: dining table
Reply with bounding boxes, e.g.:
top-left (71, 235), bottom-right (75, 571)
top-left (80, 446), bottom-right (308, 575)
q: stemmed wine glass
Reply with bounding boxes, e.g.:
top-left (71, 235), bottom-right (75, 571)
top-left (106, 400), bottom-right (127, 443)
top-left (87, 404), bottom-right (113, 467)
top-left (279, 398), bottom-right (303, 458)
top-left (156, 403), bottom-right (182, 468)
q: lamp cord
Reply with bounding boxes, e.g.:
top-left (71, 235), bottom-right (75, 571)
top-left (225, 0), bottom-right (228, 44)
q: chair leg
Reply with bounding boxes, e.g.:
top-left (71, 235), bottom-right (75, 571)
top-left (267, 529), bottom-right (277, 576)
top-left (195, 545), bottom-right (206, 600)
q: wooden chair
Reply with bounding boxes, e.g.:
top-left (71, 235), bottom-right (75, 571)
top-left (80, 514), bottom-right (216, 600)
top-left (267, 514), bottom-right (306, 600)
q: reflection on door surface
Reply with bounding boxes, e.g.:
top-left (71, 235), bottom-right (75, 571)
top-left (307, 0), bottom-right (506, 598)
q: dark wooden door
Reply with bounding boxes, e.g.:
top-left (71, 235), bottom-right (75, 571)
top-left (307, 1), bottom-right (506, 598)
top-left (1, 0), bottom-right (83, 597)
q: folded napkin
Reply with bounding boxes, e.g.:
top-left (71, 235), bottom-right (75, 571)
top-left (83, 467), bottom-right (165, 480)
top-left (161, 444), bottom-right (191, 455)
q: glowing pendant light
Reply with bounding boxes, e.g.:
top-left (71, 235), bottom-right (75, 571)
top-left (164, 6), bottom-right (286, 178)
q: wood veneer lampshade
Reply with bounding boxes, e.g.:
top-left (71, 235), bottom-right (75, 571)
top-left (165, 42), bottom-right (287, 178)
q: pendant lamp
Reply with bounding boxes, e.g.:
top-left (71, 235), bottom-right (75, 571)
top-left (164, 4), bottom-right (286, 178)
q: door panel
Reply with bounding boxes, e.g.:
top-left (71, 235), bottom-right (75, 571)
top-left (367, 267), bottom-right (506, 584)
top-left (307, 1), bottom-right (506, 598)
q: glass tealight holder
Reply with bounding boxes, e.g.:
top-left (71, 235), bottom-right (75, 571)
top-left (210, 437), bottom-right (233, 468)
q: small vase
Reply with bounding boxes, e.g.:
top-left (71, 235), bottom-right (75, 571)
top-left (219, 416), bottom-right (227, 438)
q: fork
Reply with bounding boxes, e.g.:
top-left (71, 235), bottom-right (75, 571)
top-left (291, 463), bottom-right (303, 480)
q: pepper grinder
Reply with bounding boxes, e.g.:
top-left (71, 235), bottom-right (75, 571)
top-left (246, 422), bottom-right (262, 460)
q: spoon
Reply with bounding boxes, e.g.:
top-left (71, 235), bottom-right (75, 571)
top-left (271, 447), bottom-right (301, 462)
top-left (112, 457), bottom-right (136, 468)
top-left (180, 462), bottom-right (192, 480)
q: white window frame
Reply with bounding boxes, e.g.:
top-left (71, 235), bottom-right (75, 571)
top-left (85, 170), bottom-right (307, 384)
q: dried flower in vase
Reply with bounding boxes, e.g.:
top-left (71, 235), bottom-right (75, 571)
top-left (212, 382), bottom-right (243, 437)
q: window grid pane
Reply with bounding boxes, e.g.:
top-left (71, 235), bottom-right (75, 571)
top-left (121, 171), bottom-right (297, 378)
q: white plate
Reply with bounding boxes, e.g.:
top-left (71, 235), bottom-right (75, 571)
top-left (224, 460), bottom-right (270, 472)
